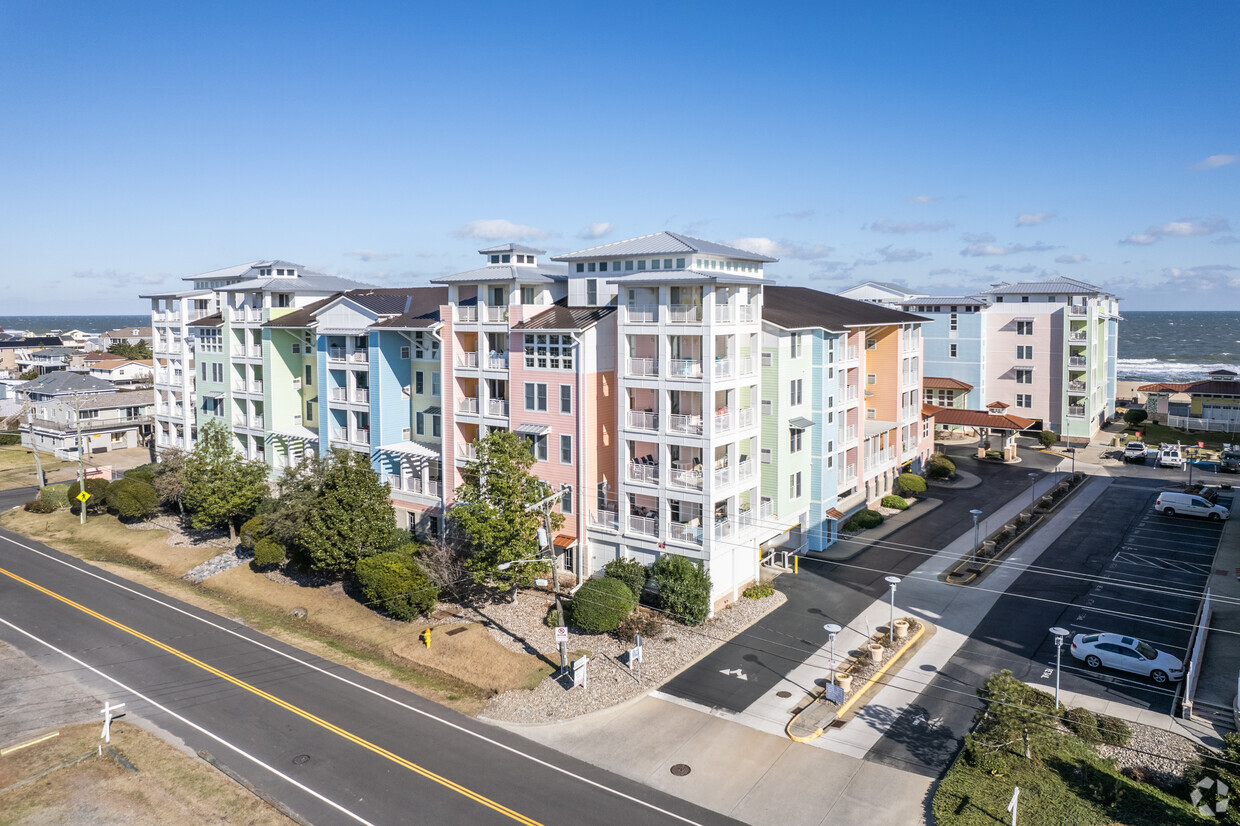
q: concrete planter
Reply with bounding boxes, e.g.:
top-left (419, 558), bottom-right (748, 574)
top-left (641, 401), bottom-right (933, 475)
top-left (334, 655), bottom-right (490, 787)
top-left (868, 643), bottom-right (885, 663)
top-left (893, 619), bottom-right (909, 639)
top-left (834, 672), bottom-right (853, 693)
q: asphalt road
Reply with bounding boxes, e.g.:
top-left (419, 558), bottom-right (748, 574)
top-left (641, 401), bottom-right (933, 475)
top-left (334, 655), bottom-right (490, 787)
top-left (0, 513), bottom-right (737, 826)
top-left (660, 446), bottom-right (1063, 714)
top-left (864, 478), bottom-right (1229, 777)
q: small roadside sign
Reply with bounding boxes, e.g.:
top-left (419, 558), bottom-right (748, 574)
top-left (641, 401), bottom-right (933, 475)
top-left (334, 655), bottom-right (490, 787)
top-left (823, 683), bottom-right (845, 705)
top-left (76, 491), bottom-right (91, 503)
top-left (627, 645), bottom-right (642, 666)
top-left (554, 626), bottom-right (568, 644)
top-left (572, 655), bottom-right (589, 688)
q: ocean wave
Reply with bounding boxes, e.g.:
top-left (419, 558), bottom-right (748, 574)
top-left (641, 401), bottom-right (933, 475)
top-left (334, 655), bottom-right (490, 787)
top-left (1117, 359), bottom-right (1240, 381)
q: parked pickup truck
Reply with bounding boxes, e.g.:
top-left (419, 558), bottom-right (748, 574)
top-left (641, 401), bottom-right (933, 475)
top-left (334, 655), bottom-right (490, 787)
top-left (1221, 448), bottom-right (1240, 474)
top-left (1123, 441), bottom-right (1149, 463)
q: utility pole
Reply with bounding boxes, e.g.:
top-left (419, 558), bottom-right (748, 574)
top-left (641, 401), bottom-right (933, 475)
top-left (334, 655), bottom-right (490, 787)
top-left (25, 406), bottom-right (46, 488)
top-left (526, 484), bottom-right (568, 672)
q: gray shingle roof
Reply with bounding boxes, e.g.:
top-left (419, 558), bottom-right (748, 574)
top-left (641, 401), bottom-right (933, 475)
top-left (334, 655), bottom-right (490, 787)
top-left (477, 243), bottom-right (546, 255)
top-left (263, 287), bottom-right (449, 331)
top-left (74, 389), bottom-right (154, 410)
top-left (984, 276), bottom-right (1109, 296)
top-left (763, 286), bottom-right (929, 331)
top-left (511, 299), bottom-right (616, 331)
top-left (32, 347), bottom-right (77, 357)
top-left (553, 232), bottom-right (779, 263)
top-left (19, 372), bottom-right (117, 395)
top-left (431, 263), bottom-right (568, 285)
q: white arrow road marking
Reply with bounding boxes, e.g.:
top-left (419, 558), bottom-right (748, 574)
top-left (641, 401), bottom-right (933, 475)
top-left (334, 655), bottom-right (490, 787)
top-left (719, 668), bottom-right (749, 680)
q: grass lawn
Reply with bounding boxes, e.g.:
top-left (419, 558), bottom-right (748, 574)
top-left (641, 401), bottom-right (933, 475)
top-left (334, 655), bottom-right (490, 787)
top-left (0, 722), bottom-right (293, 825)
top-left (0, 444), bottom-right (76, 491)
top-left (1122, 421), bottom-right (1238, 452)
top-left (0, 508), bottom-right (550, 714)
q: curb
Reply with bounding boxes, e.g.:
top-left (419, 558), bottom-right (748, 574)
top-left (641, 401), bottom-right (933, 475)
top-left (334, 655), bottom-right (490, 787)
top-left (785, 621), bottom-right (928, 743)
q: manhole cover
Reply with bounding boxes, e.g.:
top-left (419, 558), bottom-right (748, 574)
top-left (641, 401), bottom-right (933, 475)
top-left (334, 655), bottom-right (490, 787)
top-left (445, 627), bottom-right (467, 636)
top-left (292, 754), bottom-right (310, 765)
top-left (776, 690), bottom-right (792, 698)
top-left (670, 763), bottom-right (691, 776)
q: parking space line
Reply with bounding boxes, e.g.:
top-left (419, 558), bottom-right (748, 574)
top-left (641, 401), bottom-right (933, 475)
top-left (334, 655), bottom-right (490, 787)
top-left (1112, 552), bottom-right (1212, 574)
top-left (1081, 592), bottom-right (1202, 616)
top-left (1064, 623), bottom-right (1188, 654)
top-left (1119, 543), bottom-right (1217, 558)
top-left (1057, 662), bottom-right (1182, 694)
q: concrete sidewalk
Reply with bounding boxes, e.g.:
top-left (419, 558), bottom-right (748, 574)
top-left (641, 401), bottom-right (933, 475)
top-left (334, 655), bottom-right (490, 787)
top-left (1190, 506), bottom-right (1240, 726)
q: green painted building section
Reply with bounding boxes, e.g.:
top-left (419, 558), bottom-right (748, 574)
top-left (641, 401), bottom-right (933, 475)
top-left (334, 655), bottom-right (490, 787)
top-left (759, 331), bottom-right (815, 522)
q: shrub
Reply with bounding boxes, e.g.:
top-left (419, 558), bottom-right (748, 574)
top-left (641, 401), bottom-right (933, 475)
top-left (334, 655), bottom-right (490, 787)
top-left (24, 499), bottom-right (56, 513)
top-left (1123, 408), bottom-right (1148, 425)
top-left (1064, 707), bottom-right (1102, 742)
top-left (1095, 714), bottom-right (1132, 747)
top-left (985, 449), bottom-right (1003, 460)
top-left (881, 495), bottom-right (909, 510)
top-left (545, 606), bottom-right (561, 628)
top-left (616, 610), bottom-right (663, 641)
top-left (854, 509), bottom-right (884, 529)
top-left (39, 483), bottom-right (70, 509)
top-left (354, 548), bottom-right (437, 621)
top-left (0, 433), bottom-right (20, 446)
top-left (252, 536), bottom-right (287, 569)
top-left (567, 577), bottom-right (634, 633)
top-left (894, 473), bottom-right (927, 496)
top-left (651, 554), bottom-right (711, 626)
top-left (926, 452), bottom-right (956, 479)
top-left (104, 477), bottom-right (160, 520)
top-left (123, 463), bottom-right (159, 484)
top-left (603, 557), bottom-right (648, 603)
top-left (743, 583), bottom-right (775, 599)
top-left (68, 478), bottom-right (111, 514)
top-left (239, 514), bottom-right (268, 548)
top-left (1039, 429), bottom-right (1060, 448)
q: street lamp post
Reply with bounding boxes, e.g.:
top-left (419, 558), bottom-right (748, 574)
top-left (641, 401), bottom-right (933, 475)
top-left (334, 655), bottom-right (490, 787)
top-left (1050, 626), bottom-right (1070, 711)
top-left (1066, 446), bottom-right (1076, 479)
top-left (884, 576), bottom-right (900, 639)
top-left (824, 623), bottom-right (841, 684)
top-left (970, 508), bottom-right (984, 567)
top-left (1028, 472), bottom-right (1039, 509)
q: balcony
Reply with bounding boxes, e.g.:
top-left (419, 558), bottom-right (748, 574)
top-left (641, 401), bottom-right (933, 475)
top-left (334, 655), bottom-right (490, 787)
top-left (457, 397), bottom-right (479, 415)
top-left (737, 305), bottom-right (757, 322)
top-left (486, 399), bottom-right (508, 416)
top-left (1069, 330), bottom-right (1087, 342)
top-left (714, 305), bottom-right (733, 323)
top-left (738, 356), bottom-right (755, 376)
top-left (737, 509), bottom-right (753, 529)
top-left (329, 429), bottom-right (349, 447)
top-left (1069, 305), bottom-right (1088, 316)
top-left (738, 407), bottom-right (755, 428)
top-left (840, 466), bottom-right (858, 485)
top-left (330, 388), bottom-right (348, 402)
top-left (844, 347), bottom-right (859, 362)
top-left (329, 347), bottom-right (346, 361)
top-left (1067, 405), bottom-right (1086, 418)
top-left (714, 465), bottom-right (731, 486)
top-left (590, 509), bottom-right (619, 530)
top-left (667, 413), bottom-right (703, 435)
top-left (629, 514), bottom-right (658, 537)
top-left (668, 521), bottom-right (702, 545)
top-left (458, 352), bottom-right (478, 368)
top-left (864, 446), bottom-right (897, 470)
top-left (713, 519), bottom-right (731, 540)
top-left (484, 306), bottom-right (509, 323)
top-left (350, 350), bottom-right (368, 364)
top-left (457, 306), bottom-right (478, 322)
top-left (627, 462), bottom-right (659, 485)
top-left (669, 467), bottom-right (703, 490)
top-left (397, 478), bottom-right (442, 499)
top-left (759, 498), bottom-right (774, 520)
top-left (487, 353), bottom-right (509, 370)
top-left (713, 412), bottom-right (731, 433)
top-left (845, 386), bottom-right (858, 401)
top-left (1069, 356), bottom-right (1087, 367)
top-left (626, 357), bottom-right (659, 377)
top-left (353, 428), bottom-right (369, 444)
top-left (354, 388), bottom-right (370, 404)
top-left (668, 358), bottom-right (703, 378)
top-left (737, 458), bottom-right (754, 479)
top-left (668, 304), bottom-right (703, 324)
top-left (627, 305), bottom-right (657, 323)
top-left (1068, 380), bottom-right (1087, 392)
top-left (626, 410), bottom-right (659, 431)
top-left (459, 443), bottom-right (477, 461)
top-left (713, 358), bottom-right (732, 378)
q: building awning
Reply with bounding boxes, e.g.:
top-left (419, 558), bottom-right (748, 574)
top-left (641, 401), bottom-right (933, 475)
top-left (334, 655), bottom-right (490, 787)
top-left (423, 406), bottom-right (442, 415)
top-left (270, 426), bottom-right (319, 442)
top-left (377, 440), bottom-right (439, 459)
top-left (825, 508), bottom-right (845, 520)
top-left (553, 534), bottom-right (578, 550)
top-left (864, 419), bottom-right (898, 439)
top-left (789, 416), bottom-right (815, 429)
top-left (514, 422), bottom-right (551, 436)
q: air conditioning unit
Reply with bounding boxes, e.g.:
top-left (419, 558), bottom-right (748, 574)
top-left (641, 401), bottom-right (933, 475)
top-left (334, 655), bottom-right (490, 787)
top-left (761, 352), bottom-right (773, 367)
top-left (760, 448), bottom-right (772, 464)
top-left (292, 378), bottom-right (302, 389)
top-left (293, 414), bottom-right (302, 425)
top-left (401, 427), bottom-right (411, 440)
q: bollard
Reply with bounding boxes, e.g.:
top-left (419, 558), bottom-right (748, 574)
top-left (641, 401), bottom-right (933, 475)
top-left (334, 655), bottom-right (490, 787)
top-left (422, 628), bottom-right (432, 649)
top-left (794, 555), bottom-right (799, 574)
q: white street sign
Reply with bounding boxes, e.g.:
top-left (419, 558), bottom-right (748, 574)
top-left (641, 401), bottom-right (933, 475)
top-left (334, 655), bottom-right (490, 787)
top-left (572, 655), bottom-right (589, 688)
top-left (554, 626), bottom-right (568, 643)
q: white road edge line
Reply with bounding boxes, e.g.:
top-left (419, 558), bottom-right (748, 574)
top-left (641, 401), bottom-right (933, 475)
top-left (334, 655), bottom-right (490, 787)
top-left (0, 614), bottom-right (375, 826)
top-left (0, 531), bottom-right (708, 826)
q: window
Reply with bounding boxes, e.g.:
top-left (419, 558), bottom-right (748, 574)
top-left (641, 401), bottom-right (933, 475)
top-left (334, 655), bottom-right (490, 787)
top-left (432, 415), bottom-right (441, 438)
top-left (306, 401), bottom-right (314, 423)
top-left (400, 345), bottom-right (410, 359)
top-left (200, 362), bottom-right (207, 380)
top-left (432, 372), bottom-right (440, 396)
top-left (304, 365), bottom-right (312, 385)
top-left (529, 434), bottom-right (548, 461)
top-left (560, 485), bottom-right (573, 515)
top-left (651, 259), bottom-right (660, 269)
top-left (867, 408), bottom-right (877, 419)
top-left (790, 379), bottom-right (803, 406)
top-left (1047, 295), bottom-right (1056, 302)
top-left (212, 363), bottom-right (224, 382)
top-left (760, 448), bottom-right (772, 464)
top-left (575, 263), bottom-right (584, 272)
top-left (1017, 345), bottom-right (1033, 360)
top-left (586, 279), bottom-right (597, 305)
top-left (524, 382), bottom-right (547, 411)
top-left (637, 260), bottom-right (646, 270)
top-left (523, 334), bottom-right (573, 370)
top-left (598, 261), bottom-right (607, 272)
top-left (790, 333), bottom-right (802, 358)
top-left (1015, 369), bottom-right (1033, 384)
top-left (866, 338), bottom-right (877, 350)
top-left (1021, 296), bottom-right (1029, 303)
top-left (560, 434), bottom-right (572, 464)
top-left (866, 373), bottom-right (876, 385)
top-left (790, 428), bottom-right (803, 453)
top-left (1015, 394), bottom-right (1032, 408)
top-left (560, 384), bottom-right (572, 414)
top-left (949, 313), bottom-right (958, 331)
top-left (789, 472), bottom-right (802, 499)
top-left (949, 344), bottom-right (958, 358)
top-left (675, 258), bottom-right (685, 268)
top-left (1017, 321), bottom-right (1034, 335)
top-left (415, 371), bottom-right (424, 394)
top-left (415, 412), bottom-right (424, 435)
top-left (521, 287), bottom-right (535, 305)
top-left (624, 260), bottom-right (633, 271)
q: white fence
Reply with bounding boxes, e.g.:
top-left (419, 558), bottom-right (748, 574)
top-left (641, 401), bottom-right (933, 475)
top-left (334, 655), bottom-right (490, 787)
top-left (1182, 587), bottom-right (1213, 720)
top-left (1168, 415), bottom-right (1240, 433)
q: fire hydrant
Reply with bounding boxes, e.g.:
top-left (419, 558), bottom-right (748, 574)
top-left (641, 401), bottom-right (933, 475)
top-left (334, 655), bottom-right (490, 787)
top-left (422, 628), bottom-right (432, 649)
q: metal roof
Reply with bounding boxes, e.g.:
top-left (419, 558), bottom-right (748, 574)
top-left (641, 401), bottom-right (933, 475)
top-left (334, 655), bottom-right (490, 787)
top-left (789, 416), bottom-right (815, 429)
top-left (431, 263), bottom-right (568, 285)
top-left (923, 376), bottom-right (974, 390)
top-left (604, 268), bottom-right (766, 286)
top-left (138, 288), bottom-right (214, 299)
top-left (19, 372), bottom-right (117, 395)
top-left (896, 295), bottom-right (988, 307)
top-left (187, 313), bottom-right (224, 328)
top-left (925, 405), bottom-right (1037, 431)
top-left (762, 286), bottom-right (929, 331)
top-left (553, 232), bottom-right (779, 263)
top-left (477, 243), bottom-right (546, 255)
top-left (514, 422), bottom-right (551, 436)
top-left (984, 276), bottom-right (1110, 296)
top-left (511, 299), bottom-right (617, 331)
top-left (180, 260), bottom-right (264, 283)
top-left (222, 273), bottom-right (373, 293)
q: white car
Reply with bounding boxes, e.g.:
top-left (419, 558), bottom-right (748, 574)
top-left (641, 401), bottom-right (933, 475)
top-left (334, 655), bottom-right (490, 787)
top-left (1070, 632), bottom-right (1184, 684)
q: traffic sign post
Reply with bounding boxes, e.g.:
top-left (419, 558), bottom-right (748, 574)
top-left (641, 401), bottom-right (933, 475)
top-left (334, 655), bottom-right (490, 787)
top-left (76, 491), bottom-right (91, 503)
top-left (101, 701), bottom-right (125, 744)
top-left (554, 626), bottom-right (568, 644)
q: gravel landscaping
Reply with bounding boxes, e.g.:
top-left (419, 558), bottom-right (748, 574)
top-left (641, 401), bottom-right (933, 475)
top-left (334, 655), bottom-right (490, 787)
top-left (1096, 721), bottom-right (1202, 787)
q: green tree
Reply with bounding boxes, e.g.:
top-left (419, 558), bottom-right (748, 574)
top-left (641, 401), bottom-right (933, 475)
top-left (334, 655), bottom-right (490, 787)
top-left (265, 453), bottom-right (328, 563)
top-left (567, 577), bottom-right (634, 633)
top-left (450, 430), bottom-right (563, 588)
top-left (651, 554), bottom-right (711, 626)
top-left (150, 447), bottom-right (188, 512)
top-left (181, 420), bottom-right (270, 539)
top-left (106, 340), bottom-right (152, 360)
top-left (1123, 408), bottom-right (1148, 425)
top-left (1039, 429), bottom-right (1060, 448)
top-left (298, 450), bottom-right (398, 576)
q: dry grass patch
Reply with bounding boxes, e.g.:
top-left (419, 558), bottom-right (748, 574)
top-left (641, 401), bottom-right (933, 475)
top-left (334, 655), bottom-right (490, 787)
top-left (0, 445), bottom-right (76, 491)
top-left (0, 722), bottom-right (293, 826)
top-left (393, 623), bottom-right (555, 695)
top-left (0, 509), bottom-right (220, 577)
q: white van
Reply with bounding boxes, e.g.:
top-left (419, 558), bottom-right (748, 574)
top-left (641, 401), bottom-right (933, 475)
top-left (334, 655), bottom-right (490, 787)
top-left (1154, 491), bottom-right (1230, 521)
top-left (1158, 443), bottom-right (1183, 469)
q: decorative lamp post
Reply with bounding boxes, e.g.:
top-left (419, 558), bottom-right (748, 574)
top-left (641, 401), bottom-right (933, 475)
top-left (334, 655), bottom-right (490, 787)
top-left (1050, 626), bottom-right (1070, 711)
top-left (1028, 472), bottom-right (1039, 509)
top-left (884, 576), bottom-right (901, 639)
top-left (970, 508), bottom-right (984, 567)
top-left (824, 623), bottom-right (841, 683)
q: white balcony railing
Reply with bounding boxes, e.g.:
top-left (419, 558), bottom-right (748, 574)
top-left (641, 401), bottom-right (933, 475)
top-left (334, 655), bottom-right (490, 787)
top-left (484, 306), bottom-right (509, 323)
top-left (714, 519), bottom-right (731, 540)
top-left (486, 399), bottom-right (508, 416)
top-left (1068, 405), bottom-right (1086, 418)
top-left (667, 413), bottom-right (703, 435)
top-left (627, 305), bottom-right (657, 323)
top-left (737, 509), bottom-right (753, 529)
top-left (845, 347), bottom-right (858, 361)
top-left (1069, 305), bottom-right (1088, 316)
top-left (248, 346), bottom-right (262, 358)
top-left (626, 410), bottom-right (658, 430)
top-left (668, 521), bottom-right (702, 545)
top-left (759, 498), bottom-right (774, 520)
top-left (669, 358), bottom-right (702, 378)
top-left (354, 388), bottom-right (370, 403)
top-left (738, 356), bottom-right (755, 375)
top-left (331, 388), bottom-right (347, 402)
top-left (669, 467), bottom-right (703, 489)
top-left (1069, 331), bottom-right (1087, 342)
top-left (713, 412), bottom-right (731, 433)
top-left (591, 509), bottom-right (619, 530)
top-left (329, 347), bottom-right (346, 361)
top-left (457, 397), bottom-right (479, 414)
top-left (458, 352), bottom-right (478, 368)
top-left (487, 353), bottom-right (508, 370)
top-left (1069, 356), bottom-right (1087, 367)
top-left (846, 386), bottom-right (858, 401)
top-left (713, 358), bottom-right (732, 378)
top-left (714, 465), bottom-right (731, 487)
top-left (626, 357), bottom-right (659, 377)
top-left (668, 304), bottom-right (703, 324)
top-left (737, 304), bottom-right (757, 322)
top-left (355, 428), bottom-right (370, 444)
top-left (737, 459), bottom-right (754, 479)
top-left (457, 306), bottom-right (478, 322)
top-left (714, 305), bottom-right (733, 323)
top-left (841, 466), bottom-right (858, 484)
top-left (350, 350), bottom-right (368, 364)
top-left (627, 462), bottom-right (659, 484)
top-left (629, 514), bottom-right (658, 537)
top-left (459, 443), bottom-right (477, 460)
top-left (1068, 380), bottom-right (1087, 392)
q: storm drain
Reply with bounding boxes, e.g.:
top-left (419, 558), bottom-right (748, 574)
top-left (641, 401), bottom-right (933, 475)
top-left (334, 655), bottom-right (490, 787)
top-left (292, 754), bottom-right (310, 765)
top-left (776, 691), bottom-right (792, 698)
top-left (670, 764), bottom-right (691, 777)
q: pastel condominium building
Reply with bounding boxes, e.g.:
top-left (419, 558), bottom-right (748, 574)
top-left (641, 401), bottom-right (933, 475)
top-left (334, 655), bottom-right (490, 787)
top-left (841, 276), bottom-right (1120, 444)
top-left (144, 233), bottom-right (936, 607)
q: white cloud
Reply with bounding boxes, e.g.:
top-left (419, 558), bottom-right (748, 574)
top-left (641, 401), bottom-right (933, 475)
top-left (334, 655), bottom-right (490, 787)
top-left (866, 218), bottom-right (953, 234)
top-left (1191, 154), bottom-right (1238, 170)
top-left (452, 219), bottom-right (550, 241)
top-left (1120, 217), bottom-right (1231, 245)
top-left (961, 242), bottom-right (1055, 257)
top-left (1055, 253), bottom-right (1089, 264)
top-left (877, 245), bottom-right (929, 263)
top-left (907, 194), bottom-right (940, 205)
top-left (1163, 264), bottom-right (1239, 278)
top-left (729, 237), bottom-right (833, 260)
top-left (961, 231), bottom-right (995, 243)
top-left (345, 249), bottom-right (399, 262)
top-left (579, 222), bottom-right (613, 240)
top-left (1016, 212), bottom-right (1056, 227)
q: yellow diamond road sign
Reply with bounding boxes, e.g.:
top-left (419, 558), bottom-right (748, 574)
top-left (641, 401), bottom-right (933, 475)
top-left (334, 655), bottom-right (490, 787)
top-left (76, 491), bottom-right (91, 503)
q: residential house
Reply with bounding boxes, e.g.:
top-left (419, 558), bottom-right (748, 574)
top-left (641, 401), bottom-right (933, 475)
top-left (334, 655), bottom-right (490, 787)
top-left (100, 327), bottom-right (153, 348)
top-left (22, 389), bottom-right (153, 455)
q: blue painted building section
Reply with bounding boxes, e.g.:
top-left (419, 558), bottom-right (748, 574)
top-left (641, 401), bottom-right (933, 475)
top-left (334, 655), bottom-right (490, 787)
top-left (316, 335), bottom-right (330, 449)
top-left (918, 311), bottom-right (984, 403)
top-left (371, 329), bottom-right (413, 480)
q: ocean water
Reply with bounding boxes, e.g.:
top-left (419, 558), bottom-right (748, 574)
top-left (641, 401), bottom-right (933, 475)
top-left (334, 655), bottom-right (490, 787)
top-left (1118, 311), bottom-right (1240, 382)
top-left (0, 315), bottom-right (150, 336)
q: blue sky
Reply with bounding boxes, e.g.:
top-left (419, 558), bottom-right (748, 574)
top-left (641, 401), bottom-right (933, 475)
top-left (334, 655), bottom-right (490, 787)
top-left (1, 1), bottom-right (1236, 313)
